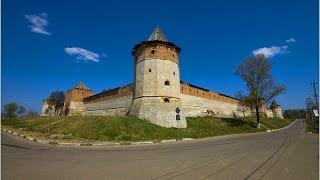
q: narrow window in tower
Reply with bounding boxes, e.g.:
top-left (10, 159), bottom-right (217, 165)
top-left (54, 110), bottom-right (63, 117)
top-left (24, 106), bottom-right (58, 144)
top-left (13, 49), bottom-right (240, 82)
top-left (151, 50), bottom-right (156, 54)
top-left (149, 69), bottom-right (152, 72)
top-left (172, 53), bottom-right (175, 58)
top-left (165, 80), bottom-right (170, 86)
top-left (173, 72), bottom-right (175, 75)
top-left (164, 98), bottom-right (170, 103)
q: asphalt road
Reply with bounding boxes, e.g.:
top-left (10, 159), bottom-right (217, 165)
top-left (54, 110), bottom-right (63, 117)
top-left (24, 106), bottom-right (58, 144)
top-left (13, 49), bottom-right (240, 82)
top-left (1, 119), bottom-right (318, 180)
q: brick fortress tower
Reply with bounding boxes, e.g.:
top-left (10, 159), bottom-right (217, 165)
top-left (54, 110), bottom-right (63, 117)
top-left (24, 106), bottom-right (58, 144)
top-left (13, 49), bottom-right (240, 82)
top-left (63, 81), bottom-right (94, 115)
top-left (270, 100), bottom-right (284, 119)
top-left (129, 27), bottom-right (187, 128)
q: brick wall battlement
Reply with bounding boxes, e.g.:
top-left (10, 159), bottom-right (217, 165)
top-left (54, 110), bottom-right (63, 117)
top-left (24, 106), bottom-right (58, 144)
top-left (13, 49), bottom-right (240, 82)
top-left (180, 82), bottom-right (239, 105)
top-left (64, 88), bottom-right (94, 106)
top-left (84, 84), bottom-right (133, 103)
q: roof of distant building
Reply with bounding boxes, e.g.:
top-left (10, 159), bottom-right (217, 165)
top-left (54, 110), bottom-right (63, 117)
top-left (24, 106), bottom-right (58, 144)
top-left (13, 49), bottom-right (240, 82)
top-left (74, 81), bottom-right (91, 91)
top-left (271, 100), bottom-right (280, 107)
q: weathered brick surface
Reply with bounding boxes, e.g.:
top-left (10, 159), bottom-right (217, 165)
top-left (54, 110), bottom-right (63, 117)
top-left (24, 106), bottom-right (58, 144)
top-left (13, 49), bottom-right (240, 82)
top-left (129, 97), bottom-right (187, 128)
top-left (265, 108), bottom-right (274, 117)
top-left (272, 106), bottom-right (284, 119)
top-left (63, 88), bottom-right (94, 115)
top-left (64, 89), bottom-right (94, 106)
top-left (134, 59), bottom-right (180, 98)
top-left (84, 84), bottom-right (133, 103)
top-left (134, 43), bottom-right (179, 64)
top-left (180, 94), bottom-right (250, 118)
top-left (180, 83), bottom-right (238, 105)
top-left (41, 99), bottom-right (56, 116)
top-left (83, 95), bottom-right (133, 116)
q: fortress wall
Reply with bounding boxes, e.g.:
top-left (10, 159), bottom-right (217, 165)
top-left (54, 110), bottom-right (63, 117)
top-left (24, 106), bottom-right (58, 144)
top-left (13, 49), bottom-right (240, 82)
top-left (265, 108), bottom-right (274, 117)
top-left (68, 101), bottom-right (85, 115)
top-left (82, 85), bottom-right (134, 116)
top-left (129, 97), bottom-right (187, 128)
top-left (84, 84), bottom-right (133, 103)
top-left (180, 83), bottom-right (238, 104)
top-left (83, 94), bottom-right (133, 116)
top-left (179, 82), bottom-right (255, 117)
top-left (181, 94), bottom-right (249, 117)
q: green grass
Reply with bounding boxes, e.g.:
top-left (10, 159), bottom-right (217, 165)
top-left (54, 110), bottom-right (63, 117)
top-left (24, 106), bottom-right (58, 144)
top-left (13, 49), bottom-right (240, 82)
top-left (243, 116), bottom-right (294, 129)
top-left (1, 116), bottom-right (294, 142)
top-left (305, 119), bottom-right (319, 134)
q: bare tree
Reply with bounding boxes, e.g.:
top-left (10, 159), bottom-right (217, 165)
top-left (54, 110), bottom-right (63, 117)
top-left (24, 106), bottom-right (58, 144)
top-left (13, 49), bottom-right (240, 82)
top-left (49, 91), bottom-right (65, 105)
top-left (236, 55), bottom-right (285, 128)
top-left (17, 105), bottom-right (26, 116)
top-left (2, 103), bottom-right (27, 118)
top-left (306, 97), bottom-right (318, 110)
top-left (2, 103), bottom-right (19, 118)
top-left (305, 97), bottom-right (318, 124)
top-left (235, 92), bottom-right (252, 117)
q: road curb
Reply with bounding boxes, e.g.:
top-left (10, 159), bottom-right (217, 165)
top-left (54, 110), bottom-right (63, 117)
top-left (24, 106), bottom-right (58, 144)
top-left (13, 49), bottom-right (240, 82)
top-left (2, 121), bottom-right (296, 148)
top-left (161, 139), bottom-right (177, 143)
top-left (266, 119), bottom-right (297, 133)
top-left (182, 138), bottom-right (193, 141)
top-left (48, 141), bottom-right (58, 145)
top-left (119, 142), bottom-right (132, 145)
top-left (132, 141), bottom-right (154, 145)
top-left (80, 143), bottom-right (92, 146)
top-left (1, 127), bottom-right (196, 147)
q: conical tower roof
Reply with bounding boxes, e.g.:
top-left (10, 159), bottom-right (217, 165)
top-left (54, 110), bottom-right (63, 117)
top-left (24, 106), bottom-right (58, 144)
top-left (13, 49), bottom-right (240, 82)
top-left (148, 26), bottom-right (168, 42)
top-left (132, 26), bottom-right (181, 55)
top-left (271, 100), bottom-right (280, 107)
top-left (74, 81), bottom-right (91, 91)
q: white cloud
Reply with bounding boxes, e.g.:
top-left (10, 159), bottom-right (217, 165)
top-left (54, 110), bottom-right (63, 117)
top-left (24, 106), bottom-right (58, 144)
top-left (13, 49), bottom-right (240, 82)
top-left (65, 47), bottom-right (101, 62)
top-left (252, 46), bottom-right (288, 58)
top-left (285, 37), bottom-right (296, 43)
top-left (25, 13), bottom-right (51, 35)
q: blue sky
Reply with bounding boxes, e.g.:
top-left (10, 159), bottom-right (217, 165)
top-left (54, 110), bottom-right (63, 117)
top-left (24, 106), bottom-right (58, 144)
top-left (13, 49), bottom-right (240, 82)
top-left (2, 0), bottom-right (319, 112)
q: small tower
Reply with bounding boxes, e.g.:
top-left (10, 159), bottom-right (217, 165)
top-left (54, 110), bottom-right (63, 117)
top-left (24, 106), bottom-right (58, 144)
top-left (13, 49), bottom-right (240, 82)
top-left (270, 100), bottom-right (284, 119)
top-left (64, 81), bottom-right (94, 115)
top-left (129, 27), bottom-right (187, 128)
top-left (41, 98), bottom-right (56, 116)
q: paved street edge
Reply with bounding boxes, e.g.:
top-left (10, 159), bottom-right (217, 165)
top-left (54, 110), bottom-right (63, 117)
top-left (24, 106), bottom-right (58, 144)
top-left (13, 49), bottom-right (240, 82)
top-left (1, 119), bottom-right (297, 147)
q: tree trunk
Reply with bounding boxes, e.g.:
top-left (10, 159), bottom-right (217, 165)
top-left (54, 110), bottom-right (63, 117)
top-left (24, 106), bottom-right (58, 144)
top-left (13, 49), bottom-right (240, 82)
top-left (255, 104), bottom-right (261, 128)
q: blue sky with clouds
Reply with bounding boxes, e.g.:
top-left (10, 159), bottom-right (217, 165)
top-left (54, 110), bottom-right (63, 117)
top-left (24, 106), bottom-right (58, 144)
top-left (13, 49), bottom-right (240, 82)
top-left (2, 0), bottom-right (318, 112)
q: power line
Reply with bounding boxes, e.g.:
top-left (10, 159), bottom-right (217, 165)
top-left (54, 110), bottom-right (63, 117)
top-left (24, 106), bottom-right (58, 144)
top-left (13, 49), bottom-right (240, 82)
top-left (312, 81), bottom-right (319, 105)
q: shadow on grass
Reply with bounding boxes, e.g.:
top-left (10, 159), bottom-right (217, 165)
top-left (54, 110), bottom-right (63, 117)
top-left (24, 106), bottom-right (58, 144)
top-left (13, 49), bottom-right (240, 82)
top-left (221, 118), bottom-right (257, 128)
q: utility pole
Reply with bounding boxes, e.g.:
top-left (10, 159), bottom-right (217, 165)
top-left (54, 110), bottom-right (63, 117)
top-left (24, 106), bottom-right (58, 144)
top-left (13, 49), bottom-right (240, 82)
top-left (312, 81), bottom-right (319, 105)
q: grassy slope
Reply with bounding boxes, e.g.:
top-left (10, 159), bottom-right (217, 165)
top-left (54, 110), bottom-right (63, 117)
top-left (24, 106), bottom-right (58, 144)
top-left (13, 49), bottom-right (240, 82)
top-left (305, 119), bottom-right (319, 134)
top-left (1, 116), bottom-right (294, 142)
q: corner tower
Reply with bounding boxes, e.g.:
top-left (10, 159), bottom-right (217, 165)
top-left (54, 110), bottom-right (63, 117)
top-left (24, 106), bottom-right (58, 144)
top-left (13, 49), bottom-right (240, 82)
top-left (129, 27), bottom-right (187, 128)
top-left (64, 81), bottom-right (94, 115)
top-left (270, 100), bottom-right (284, 119)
